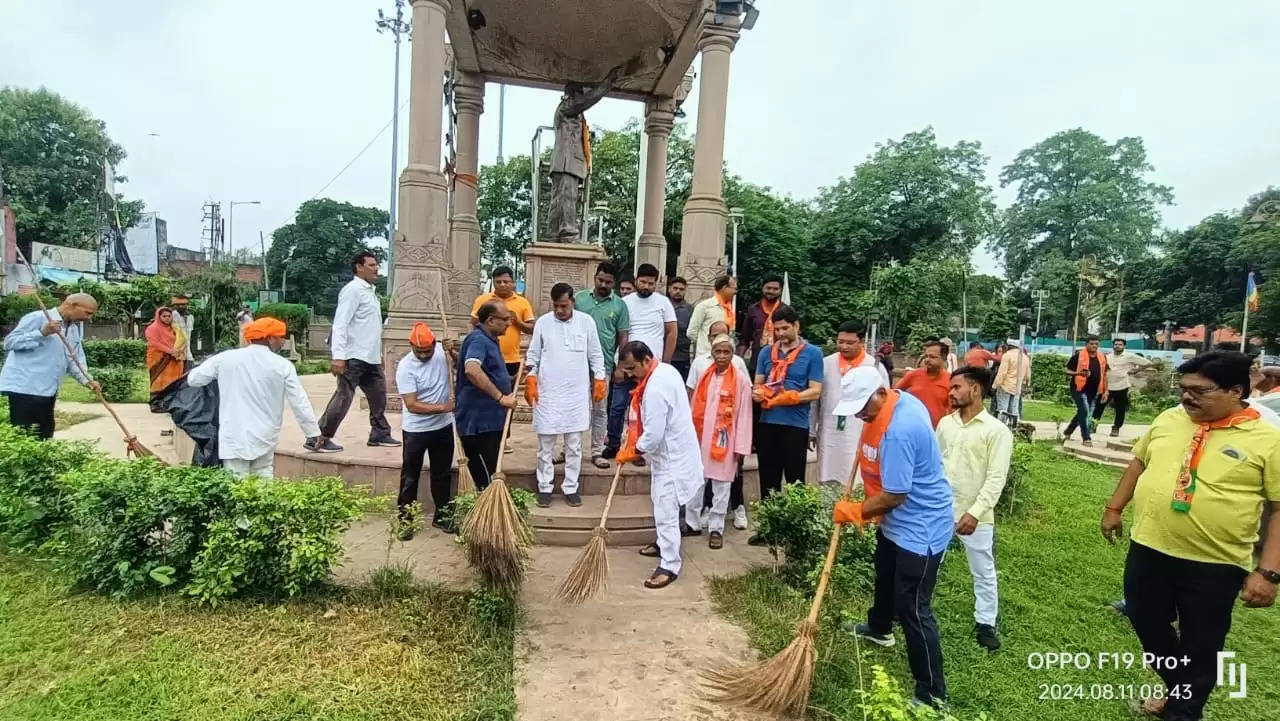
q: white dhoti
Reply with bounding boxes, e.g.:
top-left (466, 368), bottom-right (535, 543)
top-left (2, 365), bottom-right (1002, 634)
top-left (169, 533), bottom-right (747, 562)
top-left (538, 433), bottom-right (582, 493)
top-left (526, 311), bottom-right (606, 495)
top-left (812, 352), bottom-right (889, 487)
top-left (636, 364), bottom-right (705, 578)
top-left (223, 451), bottom-right (275, 479)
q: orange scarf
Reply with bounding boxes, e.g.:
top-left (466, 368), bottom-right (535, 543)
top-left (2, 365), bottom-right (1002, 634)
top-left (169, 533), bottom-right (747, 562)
top-left (619, 361), bottom-right (658, 459)
top-left (1172, 406), bottom-right (1259, 512)
top-left (692, 361), bottom-right (737, 461)
top-left (1074, 350), bottom-right (1108, 393)
top-left (838, 348), bottom-right (867, 376)
top-left (717, 291), bottom-right (736, 332)
top-left (855, 389), bottom-right (901, 498)
top-left (760, 340), bottom-right (806, 400)
top-left (581, 115), bottom-right (592, 172)
top-left (760, 298), bottom-right (780, 346)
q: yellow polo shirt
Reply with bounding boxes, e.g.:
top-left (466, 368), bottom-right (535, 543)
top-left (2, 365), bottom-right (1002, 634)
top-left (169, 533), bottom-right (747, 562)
top-left (936, 409), bottom-right (1013, 525)
top-left (470, 292), bottom-right (534, 364)
top-left (1130, 406), bottom-right (1280, 569)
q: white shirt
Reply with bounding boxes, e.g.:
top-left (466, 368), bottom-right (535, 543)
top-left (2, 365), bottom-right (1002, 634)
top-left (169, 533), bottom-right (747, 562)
top-left (622, 292), bottom-right (676, 361)
top-left (526, 310), bottom-right (605, 435)
top-left (395, 346), bottom-right (453, 433)
top-left (1106, 352), bottom-right (1152, 391)
top-left (635, 363), bottom-right (705, 506)
top-left (188, 344), bottom-right (321, 461)
top-left (811, 352), bottom-right (889, 483)
top-left (330, 277), bottom-right (383, 364)
top-left (686, 354), bottom-right (751, 390)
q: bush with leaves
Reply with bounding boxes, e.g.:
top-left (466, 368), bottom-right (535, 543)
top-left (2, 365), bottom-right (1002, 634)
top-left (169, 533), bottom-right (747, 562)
top-left (83, 339), bottom-right (146, 368)
top-left (1029, 353), bottom-right (1069, 403)
top-left (753, 483), bottom-right (877, 591)
top-left (186, 476), bottom-right (374, 605)
top-left (57, 459), bottom-right (237, 598)
top-left (859, 665), bottom-right (989, 720)
top-left (451, 487), bottom-right (536, 536)
top-left (91, 366), bottom-right (140, 402)
top-left (0, 291), bottom-right (55, 333)
top-left (256, 303), bottom-right (310, 339)
top-left (0, 424), bottom-right (100, 549)
top-left (998, 439), bottom-right (1035, 517)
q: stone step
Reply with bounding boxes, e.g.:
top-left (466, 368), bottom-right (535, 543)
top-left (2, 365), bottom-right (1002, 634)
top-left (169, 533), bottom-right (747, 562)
top-left (504, 466), bottom-right (657, 496)
top-left (531, 495), bottom-right (656, 547)
top-left (1061, 442), bottom-right (1129, 469)
top-left (1105, 437), bottom-right (1136, 452)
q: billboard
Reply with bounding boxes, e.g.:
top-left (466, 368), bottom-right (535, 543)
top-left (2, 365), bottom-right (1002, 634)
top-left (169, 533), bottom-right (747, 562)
top-left (123, 212), bottom-right (162, 274)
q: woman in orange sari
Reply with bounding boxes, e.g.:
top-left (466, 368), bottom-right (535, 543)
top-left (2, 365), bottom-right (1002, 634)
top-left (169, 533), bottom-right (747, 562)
top-left (146, 306), bottom-right (187, 411)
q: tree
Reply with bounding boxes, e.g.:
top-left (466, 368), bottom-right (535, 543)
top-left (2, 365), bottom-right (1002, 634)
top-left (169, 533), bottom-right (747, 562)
top-left (266, 199), bottom-right (388, 317)
top-left (477, 154), bottom-right (533, 274)
top-left (0, 87), bottom-right (143, 250)
top-left (996, 128), bottom-right (1173, 282)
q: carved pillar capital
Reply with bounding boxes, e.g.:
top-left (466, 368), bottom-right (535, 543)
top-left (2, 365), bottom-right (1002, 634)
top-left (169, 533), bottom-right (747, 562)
top-left (643, 98), bottom-right (677, 139)
top-left (697, 14), bottom-right (741, 54)
top-left (453, 71), bottom-right (485, 116)
top-left (411, 0), bottom-right (451, 13)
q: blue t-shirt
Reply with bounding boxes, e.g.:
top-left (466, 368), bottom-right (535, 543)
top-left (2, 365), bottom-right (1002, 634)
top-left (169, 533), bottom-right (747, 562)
top-left (755, 342), bottom-right (824, 429)
top-left (875, 392), bottom-right (955, 556)
top-left (455, 327), bottom-right (511, 436)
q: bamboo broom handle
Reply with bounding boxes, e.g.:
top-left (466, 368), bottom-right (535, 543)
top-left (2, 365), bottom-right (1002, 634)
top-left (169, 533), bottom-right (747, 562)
top-left (13, 245), bottom-right (139, 446)
top-left (597, 462), bottom-right (626, 526)
top-left (805, 452), bottom-right (865, 625)
top-left (493, 361), bottom-right (526, 476)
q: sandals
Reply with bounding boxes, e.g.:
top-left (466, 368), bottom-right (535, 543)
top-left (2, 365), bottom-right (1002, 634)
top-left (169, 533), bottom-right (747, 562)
top-left (644, 568), bottom-right (678, 589)
top-left (638, 543), bottom-right (660, 558)
top-left (592, 456), bottom-right (610, 469)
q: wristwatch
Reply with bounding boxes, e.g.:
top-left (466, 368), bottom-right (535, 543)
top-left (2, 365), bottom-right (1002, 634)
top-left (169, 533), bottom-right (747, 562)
top-left (1255, 567), bottom-right (1280, 585)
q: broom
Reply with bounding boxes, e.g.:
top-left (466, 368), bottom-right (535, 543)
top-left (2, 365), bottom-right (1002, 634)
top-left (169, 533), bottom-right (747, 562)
top-left (555, 460), bottom-right (626, 604)
top-left (461, 357), bottom-right (534, 590)
top-left (435, 292), bottom-right (474, 495)
top-left (700, 463), bottom-right (861, 716)
top-left (12, 245), bottom-right (160, 461)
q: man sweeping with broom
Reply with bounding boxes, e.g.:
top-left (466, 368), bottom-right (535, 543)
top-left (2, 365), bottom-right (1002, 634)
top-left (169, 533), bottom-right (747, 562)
top-left (832, 366), bottom-right (954, 709)
top-left (616, 340), bottom-right (703, 589)
top-left (1, 292), bottom-right (101, 439)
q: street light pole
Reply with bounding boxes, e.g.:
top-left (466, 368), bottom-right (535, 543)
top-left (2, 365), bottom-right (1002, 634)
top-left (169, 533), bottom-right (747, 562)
top-left (228, 200), bottom-right (261, 258)
top-left (377, 0), bottom-right (410, 292)
top-left (1031, 289), bottom-right (1049, 340)
top-left (728, 207), bottom-right (744, 316)
top-left (592, 201), bottom-right (609, 246)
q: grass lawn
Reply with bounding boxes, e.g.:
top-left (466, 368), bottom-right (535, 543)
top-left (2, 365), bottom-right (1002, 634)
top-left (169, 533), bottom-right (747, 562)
top-left (712, 444), bottom-right (1280, 721)
top-left (1019, 398), bottom-right (1160, 426)
top-left (0, 555), bottom-right (518, 721)
top-left (58, 369), bottom-right (149, 405)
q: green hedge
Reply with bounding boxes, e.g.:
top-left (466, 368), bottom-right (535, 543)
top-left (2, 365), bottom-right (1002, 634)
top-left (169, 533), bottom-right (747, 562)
top-left (255, 303), bottom-right (310, 337)
top-left (84, 339), bottom-right (147, 368)
top-left (0, 425), bottom-right (377, 604)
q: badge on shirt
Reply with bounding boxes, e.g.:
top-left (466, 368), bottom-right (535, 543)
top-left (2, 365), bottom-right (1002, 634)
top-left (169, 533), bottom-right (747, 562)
top-left (861, 443), bottom-right (878, 462)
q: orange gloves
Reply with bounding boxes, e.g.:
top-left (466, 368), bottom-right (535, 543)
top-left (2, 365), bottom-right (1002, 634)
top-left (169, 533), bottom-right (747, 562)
top-left (762, 389), bottom-right (801, 409)
top-left (833, 500), bottom-right (864, 527)
top-left (592, 378), bottom-right (608, 403)
top-left (616, 445), bottom-right (640, 465)
top-left (524, 376), bottom-right (539, 406)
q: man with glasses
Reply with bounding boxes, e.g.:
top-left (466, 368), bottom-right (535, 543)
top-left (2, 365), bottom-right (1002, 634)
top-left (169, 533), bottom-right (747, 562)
top-left (1102, 351), bottom-right (1280, 721)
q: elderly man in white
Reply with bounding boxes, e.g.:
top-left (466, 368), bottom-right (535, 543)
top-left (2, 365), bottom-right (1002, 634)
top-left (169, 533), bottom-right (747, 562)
top-left (525, 282), bottom-right (607, 508)
top-left (811, 320), bottom-right (890, 490)
top-left (617, 340), bottom-right (705, 590)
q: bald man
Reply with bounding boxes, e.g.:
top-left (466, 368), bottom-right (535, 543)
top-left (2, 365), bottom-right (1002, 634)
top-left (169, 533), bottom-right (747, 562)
top-left (1, 293), bottom-right (101, 439)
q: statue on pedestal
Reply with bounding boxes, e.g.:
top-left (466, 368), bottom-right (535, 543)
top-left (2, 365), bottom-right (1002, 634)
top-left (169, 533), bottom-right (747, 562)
top-left (547, 65), bottom-right (623, 243)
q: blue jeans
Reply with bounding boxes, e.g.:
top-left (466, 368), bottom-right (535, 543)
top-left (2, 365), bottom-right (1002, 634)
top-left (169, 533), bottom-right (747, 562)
top-left (606, 377), bottom-right (637, 450)
top-left (1064, 390), bottom-right (1093, 441)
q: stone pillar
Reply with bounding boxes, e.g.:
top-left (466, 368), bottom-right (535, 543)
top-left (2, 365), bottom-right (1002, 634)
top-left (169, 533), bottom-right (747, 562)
top-left (635, 98), bottom-right (675, 277)
top-left (677, 15), bottom-right (741, 302)
top-left (381, 0), bottom-right (452, 410)
top-left (447, 71), bottom-right (484, 332)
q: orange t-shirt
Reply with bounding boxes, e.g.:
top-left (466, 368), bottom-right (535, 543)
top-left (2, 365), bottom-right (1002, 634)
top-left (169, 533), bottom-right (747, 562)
top-left (895, 368), bottom-right (952, 428)
top-left (963, 348), bottom-right (995, 368)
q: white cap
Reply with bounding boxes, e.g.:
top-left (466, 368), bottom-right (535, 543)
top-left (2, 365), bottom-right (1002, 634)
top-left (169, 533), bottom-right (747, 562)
top-left (833, 366), bottom-right (885, 417)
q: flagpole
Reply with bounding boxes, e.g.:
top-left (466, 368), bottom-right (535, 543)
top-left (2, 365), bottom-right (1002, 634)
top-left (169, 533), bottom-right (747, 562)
top-left (1241, 291), bottom-right (1250, 353)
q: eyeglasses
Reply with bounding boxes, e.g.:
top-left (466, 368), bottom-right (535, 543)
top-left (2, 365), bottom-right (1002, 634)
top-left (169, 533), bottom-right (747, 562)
top-left (1179, 383), bottom-right (1222, 398)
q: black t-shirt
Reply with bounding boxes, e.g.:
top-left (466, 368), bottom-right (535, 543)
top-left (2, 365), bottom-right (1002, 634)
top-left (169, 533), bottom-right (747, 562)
top-left (1068, 351), bottom-right (1102, 397)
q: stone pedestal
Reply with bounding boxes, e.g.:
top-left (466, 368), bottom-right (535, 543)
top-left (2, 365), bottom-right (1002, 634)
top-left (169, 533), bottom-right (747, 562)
top-left (522, 242), bottom-right (609, 316)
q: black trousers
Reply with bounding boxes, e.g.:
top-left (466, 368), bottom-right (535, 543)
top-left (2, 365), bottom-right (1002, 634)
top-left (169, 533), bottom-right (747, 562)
top-left (867, 529), bottom-right (948, 703)
top-left (702, 458), bottom-right (745, 510)
top-left (3, 392), bottom-right (55, 440)
top-left (1124, 542), bottom-right (1247, 721)
top-left (319, 359), bottom-right (392, 440)
top-left (400, 425), bottom-right (455, 516)
top-left (460, 431), bottom-right (502, 491)
top-left (756, 423), bottom-right (809, 498)
top-left (1092, 387), bottom-right (1130, 430)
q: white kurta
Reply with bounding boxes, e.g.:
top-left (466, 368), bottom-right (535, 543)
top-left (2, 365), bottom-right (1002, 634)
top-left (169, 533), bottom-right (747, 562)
top-left (526, 310), bottom-right (605, 435)
top-left (636, 362), bottom-right (705, 577)
top-left (811, 352), bottom-right (889, 484)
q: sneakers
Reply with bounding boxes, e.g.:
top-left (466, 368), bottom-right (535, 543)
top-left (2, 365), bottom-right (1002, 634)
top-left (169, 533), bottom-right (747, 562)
top-left (368, 435), bottom-right (402, 447)
top-left (565, 492), bottom-right (583, 507)
top-left (975, 623), bottom-right (1001, 651)
top-left (602, 446), bottom-right (619, 459)
top-left (845, 621), bottom-right (896, 648)
top-left (1110, 428), bottom-right (1121, 437)
top-left (536, 492), bottom-right (552, 508)
top-left (305, 437), bottom-right (344, 453)
top-left (431, 515), bottom-right (457, 535)
top-left (733, 505), bottom-right (749, 530)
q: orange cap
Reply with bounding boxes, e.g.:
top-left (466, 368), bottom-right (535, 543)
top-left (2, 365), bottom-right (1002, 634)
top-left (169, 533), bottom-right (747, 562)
top-left (408, 321), bottom-right (436, 348)
top-left (244, 317), bottom-right (287, 341)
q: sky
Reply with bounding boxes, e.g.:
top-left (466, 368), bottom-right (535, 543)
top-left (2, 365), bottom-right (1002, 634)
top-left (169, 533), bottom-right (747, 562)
top-left (3, 0), bottom-right (1278, 276)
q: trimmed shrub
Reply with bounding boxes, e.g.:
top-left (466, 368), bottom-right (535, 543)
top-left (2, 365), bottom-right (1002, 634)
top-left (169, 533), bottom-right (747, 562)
top-left (83, 339), bottom-right (146, 368)
top-left (255, 303), bottom-right (310, 338)
top-left (1029, 353), bottom-right (1069, 403)
top-left (752, 483), bottom-right (877, 594)
top-left (295, 358), bottom-right (331, 376)
top-left (92, 366), bottom-right (140, 402)
top-left (0, 424), bottom-right (101, 549)
top-left (0, 291), bottom-right (55, 333)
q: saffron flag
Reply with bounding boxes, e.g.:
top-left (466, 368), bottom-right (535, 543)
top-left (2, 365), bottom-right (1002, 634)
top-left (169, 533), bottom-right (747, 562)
top-left (1248, 272), bottom-right (1261, 313)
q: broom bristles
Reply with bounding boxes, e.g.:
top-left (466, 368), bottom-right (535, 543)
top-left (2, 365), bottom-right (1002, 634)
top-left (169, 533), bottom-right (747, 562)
top-left (462, 476), bottom-right (533, 590)
top-left (555, 526), bottom-right (610, 604)
top-left (455, 453), bottom-right (476, 494)
top-left (700, 619), bottom-right (818, 717)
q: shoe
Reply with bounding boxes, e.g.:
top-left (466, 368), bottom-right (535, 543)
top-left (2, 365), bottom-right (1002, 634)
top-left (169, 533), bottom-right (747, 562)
top-left (632, 456), bottom-right (646, 467)
top-left (565, 493), bottom-right (582, 507)
top-left (1082, 440), bottom-right (1093, 448)
top-left (733, 505), bottom-right (749, 530)
top-left (305, 437), bottom-right (344, 453)
top-left (536, 492), bottom-right (552, 508)
top-left (680, 523), bottom-right (702, 537)
top-left (709, 531), bottom-right (724, 549)
top-left (368, 435), bottom-right (402, 448)
top-left (1110, 428), bottom-right (1121, 437)
top-left (844, 621), bottom-right (896, 648)
top-left (602, 446), bottom-right (618, 459)
top-left (1109, 599), bottom-right (1127, 616)
top-left (975, 623), bottom-right (1001, 651)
